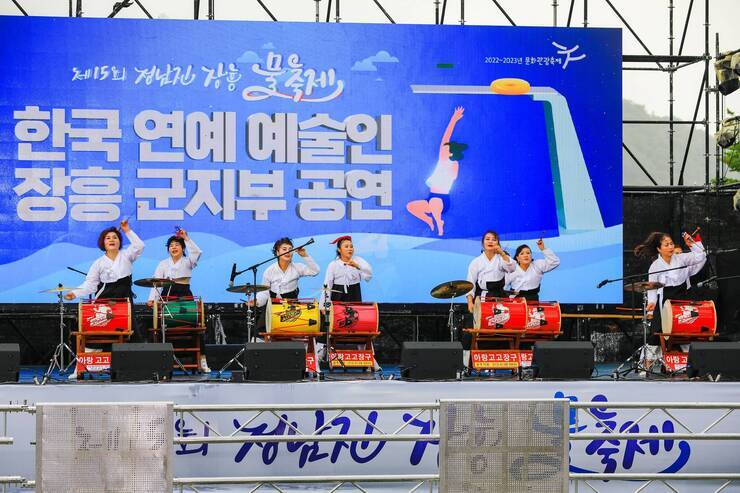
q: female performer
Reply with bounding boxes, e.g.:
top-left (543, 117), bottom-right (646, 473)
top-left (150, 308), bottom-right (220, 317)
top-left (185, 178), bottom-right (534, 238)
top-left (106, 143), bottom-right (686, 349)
top-left (255, 237), bottom-right (320, 308)
top-left (146, 228), bottom-right (202, 304)
top-left (505, 239), bottom-right (560, 301)
top-left (146, 228), bottom-right (208, 372)
top-left (634, 231), bottom-right (707, 330)
top-left (406, 106), bottom-right (467, 236)
top-left (320, 235), bottom-right (373, 307)
top-left (64, 219), bottom-right (144, 329)
top-left (466, 230), bottom-right (516, 313)
top-left (64, 220), bottom-right (145, 379)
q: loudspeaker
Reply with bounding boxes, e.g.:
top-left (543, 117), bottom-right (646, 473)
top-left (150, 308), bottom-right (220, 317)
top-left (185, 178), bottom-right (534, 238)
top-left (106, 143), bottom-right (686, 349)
top-left (688, 342), bottom-right (740, 379)
top-left (205, 344), bottom-right (246, 373)
top-left (111, 343), bottom-right (173, 382)
top-left (401, 341), bottom-right (463, 380)
top-left (0, 344), bottom-right (20, 382)
top-left (244, 342), bottom-right (305, 381)
top-left (532, 341), bottom-right (594, 379)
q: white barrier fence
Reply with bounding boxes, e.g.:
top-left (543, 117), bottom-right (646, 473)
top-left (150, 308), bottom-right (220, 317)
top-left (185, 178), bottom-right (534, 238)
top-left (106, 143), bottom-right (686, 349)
top-left (2, 400), bottom-right (740, 492)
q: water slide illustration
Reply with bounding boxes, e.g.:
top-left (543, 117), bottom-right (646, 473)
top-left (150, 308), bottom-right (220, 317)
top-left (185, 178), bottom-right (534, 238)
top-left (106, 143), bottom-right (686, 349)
top-left (410, 81), bottom-right (605, 232)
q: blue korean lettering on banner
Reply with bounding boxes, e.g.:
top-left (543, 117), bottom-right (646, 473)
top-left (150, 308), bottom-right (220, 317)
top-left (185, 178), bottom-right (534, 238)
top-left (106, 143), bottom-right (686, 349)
top-left (557, 392), bottom-right (692, 474)
top-left (170, 394), bottom-right (691, 473)
top-left (0, 16), bottom-right (622, 303)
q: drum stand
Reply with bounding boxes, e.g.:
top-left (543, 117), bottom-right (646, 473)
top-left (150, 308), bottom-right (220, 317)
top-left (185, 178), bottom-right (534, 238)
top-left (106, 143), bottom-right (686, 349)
top-left (446, 297), bottom-right (460, 342)
top-left (155, 290), bottom-right (189, 374)
top-left (35, 287), bottom-right (78, 385)
top-left (613, 290), bottom-right (666, 379)
top-left (212, 311), bottom-right (227, 345)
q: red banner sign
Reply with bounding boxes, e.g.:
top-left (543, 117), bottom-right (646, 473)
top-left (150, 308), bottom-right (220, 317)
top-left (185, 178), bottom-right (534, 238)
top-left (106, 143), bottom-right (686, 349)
top-left (76, 352), bottom-right (111, 373)
top-left (329, 350), bottom-right (375, 368)
top-left (306, 353), bottom-right (317, 373)
top-left (664, 352), bottom-right (688, 372)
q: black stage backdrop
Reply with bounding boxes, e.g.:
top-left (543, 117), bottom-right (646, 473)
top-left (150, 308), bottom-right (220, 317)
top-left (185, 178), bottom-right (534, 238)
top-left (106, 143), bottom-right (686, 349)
top-left (2, 191), bottom-right (739, 365)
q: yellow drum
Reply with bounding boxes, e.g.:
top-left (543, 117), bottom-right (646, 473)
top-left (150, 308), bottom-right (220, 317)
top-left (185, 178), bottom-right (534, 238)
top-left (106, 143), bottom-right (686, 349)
top-left (267, 298), bottom-right (320, 334)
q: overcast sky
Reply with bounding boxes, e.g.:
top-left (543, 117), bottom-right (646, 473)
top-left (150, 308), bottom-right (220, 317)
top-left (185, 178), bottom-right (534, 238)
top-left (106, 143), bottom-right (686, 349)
top-left (2, 0), bottom-right (739, 121)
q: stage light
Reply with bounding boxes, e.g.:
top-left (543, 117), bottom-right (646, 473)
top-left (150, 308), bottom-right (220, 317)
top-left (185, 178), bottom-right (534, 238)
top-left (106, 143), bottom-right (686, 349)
top-left (715, 116), bottom-right (740, 148)
top-left (715, 51), bottom-right (740, 96)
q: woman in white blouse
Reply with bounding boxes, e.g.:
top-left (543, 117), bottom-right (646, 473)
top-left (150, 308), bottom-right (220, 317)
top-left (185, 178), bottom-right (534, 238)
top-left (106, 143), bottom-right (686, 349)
top-left (64, 219), bottom-right (145, 340)
top-left (146, 228), bottom-right (202, 306)
top-left (505, 239), bottom-right (560, 301)
top-left (633, 231), bottom-right (706, 331)
top-left (64, 219), bottom-right (144, 302)
top-left (320, 235), bottom-right (373, 307)
top-left (255, 237), bottom-right (320, 308)
top-left (466, 230), bottom-right (516, 313)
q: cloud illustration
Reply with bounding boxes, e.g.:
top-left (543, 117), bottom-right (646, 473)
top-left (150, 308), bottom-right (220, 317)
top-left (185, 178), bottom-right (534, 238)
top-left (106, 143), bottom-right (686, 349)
top-left (236, 50), bottom-right (263, 64)
top-left (351, 50), bottom-right (400, 72)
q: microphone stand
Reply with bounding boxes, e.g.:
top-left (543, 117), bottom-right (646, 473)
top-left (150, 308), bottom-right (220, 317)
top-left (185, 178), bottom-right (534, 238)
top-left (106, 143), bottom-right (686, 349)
top-left (232, 239), bottom-right (314, 343)
top-left (596, 264), bottom-right (694, 289)
top-left (607, 264), bottom-right (699, 380)
top-left (698, 274), bottom-right (740, 287)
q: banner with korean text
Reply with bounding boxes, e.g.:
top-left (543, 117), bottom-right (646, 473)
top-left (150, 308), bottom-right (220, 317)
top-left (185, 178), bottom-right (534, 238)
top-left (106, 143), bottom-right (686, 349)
top-left (0, 16), bottom-right (622, 303)
top-left (1, 380), bottom-right (739, 493)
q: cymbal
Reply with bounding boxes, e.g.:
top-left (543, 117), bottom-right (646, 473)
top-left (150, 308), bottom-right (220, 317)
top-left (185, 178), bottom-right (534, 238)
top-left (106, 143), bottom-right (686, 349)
top-left (134, 277), bottom-right (175, 288)
top-left (227, 283), bottom-right (270, 294)
top-left (430, 280), bottom-right (474, 299)
top-left (623, 281), bottom-right (664, 293)
top-left (171, 277), bottom-right (191, 285)
top-left (39, 286), bottom-right (76, 293)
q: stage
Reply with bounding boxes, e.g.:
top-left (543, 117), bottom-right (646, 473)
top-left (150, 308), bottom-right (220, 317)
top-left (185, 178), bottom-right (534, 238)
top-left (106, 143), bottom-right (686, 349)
top-left (3, 366), bottom-right (740, 492)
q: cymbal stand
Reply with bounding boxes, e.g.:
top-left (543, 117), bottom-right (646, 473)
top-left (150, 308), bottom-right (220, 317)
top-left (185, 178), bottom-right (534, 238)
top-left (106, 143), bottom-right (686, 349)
top-left (155, 287), bottom-right (188, 374)
top-left (446, 297), bottom-right (458, 342)
top-left (36, 285), bottom-right (78, 385)
top-left (613, 290), bottom-right (666, 379)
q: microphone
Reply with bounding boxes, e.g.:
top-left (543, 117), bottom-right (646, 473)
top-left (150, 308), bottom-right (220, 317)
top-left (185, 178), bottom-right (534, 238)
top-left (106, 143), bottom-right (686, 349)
top-left (229, 263), bottom-right (237, 287)
top-left (697, 276), bottom-right (717, 288)
top-left (597, 280), bottom-right (608, 289)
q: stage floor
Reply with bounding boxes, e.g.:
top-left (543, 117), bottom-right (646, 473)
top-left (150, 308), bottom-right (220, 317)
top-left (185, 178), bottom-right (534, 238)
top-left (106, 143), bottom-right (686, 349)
top-left (14, 362), bottom-right (681, 384)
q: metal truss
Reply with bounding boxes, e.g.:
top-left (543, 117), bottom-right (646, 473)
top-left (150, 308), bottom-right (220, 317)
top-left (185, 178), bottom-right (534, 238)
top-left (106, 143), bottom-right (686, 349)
top-left (2, 0), bottom-right (727, 190)
top-left (4, 401), bottom-right (740, 491)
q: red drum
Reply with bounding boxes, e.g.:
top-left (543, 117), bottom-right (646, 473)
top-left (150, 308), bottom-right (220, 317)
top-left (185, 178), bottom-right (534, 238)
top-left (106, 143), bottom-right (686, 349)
top-left (525, 301), bottom-right (562, 334)
top-left (267, 298), bottom-right (321, 334)
top-left (78, 298), bottom-right (131, 333)
top-left (474, 297), bottom-right (528, 330)
top-left (661, 299), bottom-right (717, 335)
top-left (329, 302), bottom-right (379, 333)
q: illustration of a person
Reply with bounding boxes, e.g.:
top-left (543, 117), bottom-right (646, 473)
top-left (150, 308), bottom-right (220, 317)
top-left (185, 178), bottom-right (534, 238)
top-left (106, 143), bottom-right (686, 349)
top-left (406, 106), bottom-right (467, 236)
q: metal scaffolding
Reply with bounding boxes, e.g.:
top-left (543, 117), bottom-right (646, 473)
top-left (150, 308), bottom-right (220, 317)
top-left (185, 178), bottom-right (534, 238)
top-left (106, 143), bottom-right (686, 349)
top-left (2, 0), bottom-right (730, 190)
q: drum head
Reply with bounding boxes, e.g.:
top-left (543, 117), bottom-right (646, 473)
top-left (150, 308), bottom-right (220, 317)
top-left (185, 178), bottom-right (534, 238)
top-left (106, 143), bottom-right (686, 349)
top-left (661, 300), bottom-right (673, 334)
top-left (473, 297), bottom-right (481, 330)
